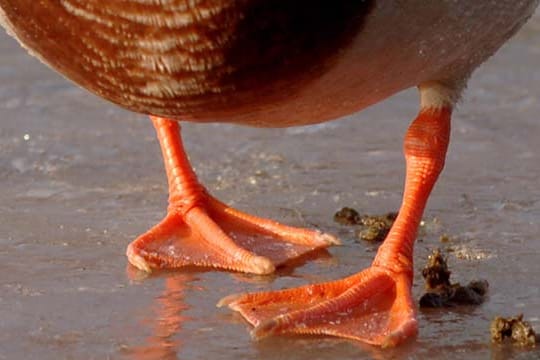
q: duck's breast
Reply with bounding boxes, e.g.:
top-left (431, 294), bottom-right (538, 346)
top-left (0, 0), bottom-right (375, 125)
top-left (1, 1), bottom-right (538, 127)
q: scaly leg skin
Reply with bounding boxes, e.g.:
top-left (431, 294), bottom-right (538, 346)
top-left (126, 116), bottom-right (339, 275)
top-left (218, 83), bottom-right (453, 346)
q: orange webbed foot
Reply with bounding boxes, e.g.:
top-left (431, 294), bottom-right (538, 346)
top-left (218, 266), bottom-right (417, 347)
top-left (126, 116), bottom-right (338, 275)
top-left (219, 101), bottom-right (453, 346)
top-left (126, 194), bottom-right (338, 274)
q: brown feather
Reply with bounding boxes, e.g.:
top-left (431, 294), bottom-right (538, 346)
top-left (0, 0), bottom-right (373, 120)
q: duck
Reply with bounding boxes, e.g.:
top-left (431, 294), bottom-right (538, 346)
top-left (1, 0), bottom-right (538, 347)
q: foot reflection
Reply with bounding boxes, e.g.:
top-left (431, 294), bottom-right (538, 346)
top-left (126, 270), bottom-right (193, 360)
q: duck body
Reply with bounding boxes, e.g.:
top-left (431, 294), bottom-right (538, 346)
top-left (0, 1), bottom-right (537, 127)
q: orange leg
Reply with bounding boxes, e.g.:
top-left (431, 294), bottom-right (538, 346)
top-left (219, 104), bottom-right (452, 346)
top-left (126, 116), bottom-right (338, 274)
